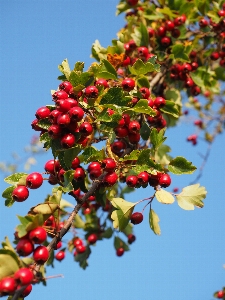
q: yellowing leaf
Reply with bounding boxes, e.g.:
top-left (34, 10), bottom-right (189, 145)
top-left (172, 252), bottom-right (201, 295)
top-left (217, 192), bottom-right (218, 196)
top-left (32, 203), bottom-right (58, 214)
top-left (149, 209), bottom-right (161, 235)
top-left (176, 184), bottom-right (207, 210)
top-left (0, 252), bottom-right (20, 280)
top-left (111, 198), bottom-right (137, 231)
top-left (155, 189), bottom-right (175, 204)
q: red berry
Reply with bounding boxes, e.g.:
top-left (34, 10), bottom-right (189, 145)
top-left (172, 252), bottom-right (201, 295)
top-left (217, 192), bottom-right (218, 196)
top-left (61, 133), bottom-right (75, 148)
top-left (104, 172), bottom-right (118, 186)
top-left (171, 28), bottom-right (180, 38)
top-left (218, 10), bottom-right (225, 17)
top-left (16, 238), bottom-right (34, 256)
top-left (128, 121), bottom-right (140, 133)
top-left (159, 174), bottom-right (171, 188)
top-left (59, 81), bottom-right (73, 93)
top-left (220, 59), bottom-right (225, 67)
top-left (76, 244), bottom-right (86, 254)
top-left (56, 241), bottom-right (62, 249)
top-left (74, 238), bottom-right (83, 247)
top-left (68, 106), bottom-right (84, 122)
top-left (128, 132), bottom-right (140, 143)
top-left (154, 97), bottom-right (166, 108)
top-left (35, 106), bottom-right (51, 119)
top-left (138, 47), bottom-right (149, 59)
top-left (18, 284), bottom-right (32, 297)
top-left (29, 227), bottom-right (47, 244)
top-left (12, 186), bottom-right (29, 202)
top-left (0, 277), bottom-right (16, 295)
top-left (127, 234), bottom-right (136, 244)
top-left (217, 290), bottom-right (225, 298)
top-left (210, 52), bottom-right (220, 60)
top-left (130, 212), bottom-right (143, 225)
top-left (33, 245), bottom-right (49, 264)
top-left (57, 113), bottom-right (71, 127)
top-left (88, 161), bottom-right (102, 173)
top-left (48, 124), bottom-right (62, 138)
top-left (31, 119), bottom-right (43, 131)
top-left (85, 86), bottom-right (98, 98)
top-left (126, 0), bottom-right (138, 6)
top-left (126, 175), bottom-right (138, 187)
top-left (199, 18), bottom-right (208, 27)
top-left (122, 55), bottom-right (131, 67)
top-left (157, 26), bottom-right (167, 37)
top-left (148, 28), bottom-right (155, 37)
top-left (191, 86), bottom-right (201, 96)
top-left (14, 268), bottom-right (33, 285)
top-left (87, 233), bottom-right (98, 244)
top-left (182, 63), bottom-right (192, 73)
top-left (184, 78), bottom-right (194, 88)
top-left (114, 126), bottom-right (129, 138)
top-left (174, 15), bottom-right (186, 26)
top-left (52, 90), bottom-right (68, 101)
top-left (116, 247), bottom-right (124, 257)
top-left (161, 36), bottom-right (171, 47)
top-left (166, 20), bottom-right (175, 31)
top-left (49, 110), bottom-right (61, 124)
top-left (101, 158), bottom-right (117, 172)
top-left (137, 172), bottom-right (149, 185)
top-left (26, 172), bottom-right (43, 189)
top-left (122, 78), bottom-right (135, 91)
top-left (74, 167), bottom-right (86, 181)
top-left (79, 122), bottom-right (93, 136)
top-left (111, 141), bottom-right (126, 154)
top-left (95, 78), bottom-right (109, 89)
top-left (89, 168), bottom-right (102, 180)
top-left (45, 159), bottom-right (61, 174)
top-left (58, 168), bottom-right (66, 182)
top-left (55, 250), bottom-right (65, 261)
top-left (71, 157), bottom-right (80, 169)
top-left (139, 87), bottom-right (150, 99)
top-left (56, 99), bottom-right (72, 113)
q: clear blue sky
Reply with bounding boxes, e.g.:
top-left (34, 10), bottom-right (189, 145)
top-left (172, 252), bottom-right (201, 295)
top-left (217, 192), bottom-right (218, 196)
top-left (0, 1), bottom-right (225, 300)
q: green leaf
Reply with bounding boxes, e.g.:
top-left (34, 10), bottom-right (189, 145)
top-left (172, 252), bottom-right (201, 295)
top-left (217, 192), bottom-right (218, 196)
top-left (74, 245), bottom-right (91, 269)
top-left (114, 236), bottom-right (129, 251)
top-left (4, 173), bottom-right (28, 185)
top-left (51, 139), bottom-right (62, 158)
top-left (129, 59), bottom-right (159, 76)
top-left (136, 149), bottom-right (151, 165)
top-left (126, 99), bottom-right (156, 116)
top-left (136, 76), bottom-right (150, 88)
top-left (168, 156), bottom-right (197, 175)
top-left (62, 170), bottom-right (74, 193)
top-left (155, 144), bottom-right (172, 165)
top-left (164, 89), bottom-right (182, 107)
top-left (171, 44), bottom-right (190, 62)
top-left (155, 189), bottom-right (175, 204)
top-left (100, 87), bottom-right (128, 106)
top-left (60, 199), bottom-right (74, 209)
top-left (121, 223), bottom-right (133, 236)
top-left (150, 128), bottom-right (167, 150)
top-left (101, 227), bottom-right (113, 239)
top-left (91, 40), bottom-right (107, 61)
top-left (58, 59), bottom-right (71, 80)
top-left (158, 7), bottom-right (178, 18)
top-left (74, 61), bottom-right (84, 72)
top-left (140, 122), bottom-right (151, 140)
top-left (111, 198), bottom-right (136, 231)
top-left (37, 119), bottom-right (51, 130)
top-left (119, 150), bottom-right (140, 161)
top-left (176, 184), bottom-right (207, 210)
top-left (79, 146), bottom-right (105, 164)
top-left (160, 101), bottom-right (180, 118)
top-left (74, 214), bottom-right (85, 229)
top-left (63, 145), bottom-right (82, 170)
top-left (0, 251), bottom-right (20, 280)
top-left (149, 209), bottom-right (161, 235)
top-left (69, 71), bottom-right (94, 88)
top-left (32, 203), bottom-right (59, 214)
top-left (101, 59), bottom-right (117, 78)
top-left (2, 186), bottom-right (14, 207)
top-left (96, 71), bottom-right (117, 80)
top-left (138, 23), bottom-right (149, 47)
top-left (215, 67), bottom-right (225, 81)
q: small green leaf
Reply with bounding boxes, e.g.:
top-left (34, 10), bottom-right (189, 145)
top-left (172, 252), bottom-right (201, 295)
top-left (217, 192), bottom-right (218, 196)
top-left (129, 59), bottom-right (159, 76)
top-left (111, 198), bottom-right (136, 231)
top-left (60, 199), bottom-right (74, 209)
top-left (155, 144), bottom-right (172, 165)
top-left (101, 227), bottom-right (113, 239)
top-left (121, 223), bottom-right (133, 236)
top-left (63, 145), bottom-right (82, 169)
top-left (136, 76), bottom-right (150, 88)
top-left (155, 189), bottom-right (175, 204)
top-left (62, 170), bottom-right (74, 193)
top-left (168, 156), bottom-right (197, 175)
top-left (74, 61), bottom-right (84, 72)
top-left (32, 203), bottom-right (59, 214)
top-left (0, 251), bottom-right (20, 280)
top-left (160, 101), bottom-right (180, 118)
top-left (37, 119), bottom-right (51, 130)
top-left (4, 173), bottom-right (28, 185)
top-left (58, 59), bottom-right (71, 80)
top-left (96, 71), bottom-right (117, 80)
top-left (119, 150), bottom-right (140, 161)
top-left (150, 128), bottom-right (167, 150)
top-left (114, 236), bottom-right (129, 251)
top-left (158, 7), bottom-right (178, 18)
top-left (74, 214), bottom-right (85, 229)
top-left (100, 87), bottom-right (128, 106)
top-left (140, 122), bottom-right (151, 140)
top-left (149, 209), bottom-right (161, 235)
top-left (171, 44), bottom-right (190, 62)
top-left (136, 149), bottom-right (151, 165)
top-left (2, 186), bottom-right (14, 203)
top-left (176, 184), bottom-right (207, 210)
top-left (164, 89), bottom-right (182, 107)
top-left (126, 99), bottom-right (156, 116)
top-left (79, 146), bottom-right (105, 164)
top-left (102, 59), bottom-right (118, 78)
top-left (74, 245), bottom-right (91, 269)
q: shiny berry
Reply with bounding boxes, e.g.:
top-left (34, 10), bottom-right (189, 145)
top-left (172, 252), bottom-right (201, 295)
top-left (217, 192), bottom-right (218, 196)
top-left (48, 124), bottom-right (62, 138)
top-left (45, 159), bottom-right (61, 174)
top-left (59, 81), bottom-right (73, 93)
top-left (55, 250), bottom-right (65, 261)
top-left (154, 97), bottom-right (166, 108)
top-left (16, 238), bottom-right (34, 256)
top-left (71, 157), bottom-right (80, 169)
top-left (19, 284), bottom-right (32, 297)
top-left (52, 90), bottom-right (68, 101)
top-left (33, 246), bottom-right (49, 264)
top-left (26, 172), bottom-right (43, 189)
top-left (114, 126), bottom-right (129, 138)
top-left (14, 268), bottom-right (33, 285)
top-left (137, 172), bottom-right (149, 185)
top-left (76, 244), bottom-right (86, 254)
top-left (161, 36), bottom-right (171, 47)
top-left (57, 113), bottom-right (70, 127)
top-left (210, 52), bottom-right (220, 60)
top-left (95, 78), bottom-right (109, 89)
top-left (68, 107), bottom-right (84, 122)
top-left (61, 133), bottom-right (75, 148)
top-left (74, 167), bottom-right (86, 181)
top-left (139, 87), bottom-right (150, 99)
top-left (122, 78), bottom-right (135, 91)
top-left (101, 158), bottom-right (117, 172)
top-left (0, 277), bottom-right (16, 295)
top-left (35, 107), bottom-right (51, 119)
top-left (29, 227), bottom-right (47, 244)
top-left (104, 172), bottom-right (118, 186)
top-left (116, 247), bottom-right (124, 257)
top-left (128, 121), bottom-right (140, 133)
top-left (217, 290), bottom-right (225, 298)
top-left (79, 122), bottom-right (93, 136)
top-left (159, 174), bottom-right (171, 187)
top-left (85, 86), bottom-right (98, 98)
top-left (87, 233), bottom-right (98, 244)
top-left (12, 186), bottom-right (29, 202)
top-left (199, 18), bottom-right (208, 27)
top-left (127, 234), bottom-right (136, 244)
top-left (130, 212), bottom-right (143, 224)
top-left (126, 175), bottom-right (138, 187)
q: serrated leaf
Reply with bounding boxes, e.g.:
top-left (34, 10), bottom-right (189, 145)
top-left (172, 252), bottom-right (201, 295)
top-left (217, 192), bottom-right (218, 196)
top-left (136, 149), bottom-right (151, 165)
top-left (0, 251), bottom-right (20, 280)
top-left (63, 145), bottom-right (82, 169)
top-left (79, 146), bottom-right (105, 164)
top-left (102, 59), bottom-right (118, 78)
top-left (119, 150), bottom-right (140, 161)
top-left (2, 186), bottom-right (14, 203)
top-left (176, 184), bottom-right (207, 210)
top-left (96, 71), bottom-right (117, 80)
top-left (136, 76), bottom-right (150, 88)
top-left (160, 100), bottom-right (180, 118)
top-left (74, 61), bottom-right (84, 72)
top-left (111, 198), bottom-right (136, 231)
top-left (149, 209), bottom-right (161, 235)
top-left (114, 236), bottom-right (129, 251)
top-left (164, 89), bottom-right (182, 107)
top-left (168, 156), bottom-right (197, 175)
top-left (155, 189), bottom-right (175, 204)
top-left (171, 44), bottom-right (190, 62)
top-left (69, 71), bottom-right (94, 88)
top-left (158, 7), bottom-right (178, 18)
top-left (62, 170), bottom-right (74, 193)
top-left (4, 173), bottom-right (28, 185)
top-left (150, 128), bottom-right (167, 150)
top-left (155, 144), bottom-right (172, 165)
top-left (58, 59), bottom-right (71, 80)
top-left (32, 203), bottom-right (59, 214)
top-left (129, 59), bottom-right (159, 76)
top-left (100, 87), bottom-right (128, 106)
top-left (140, 122), bottom-right (151, 140)
top-left (126, 99), bottom-right (156, 116)
top-left (37, 119), bottom-right (51, 130)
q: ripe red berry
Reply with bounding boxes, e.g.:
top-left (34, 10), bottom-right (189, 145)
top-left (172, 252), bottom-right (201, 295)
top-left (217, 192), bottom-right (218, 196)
top-left (111, 141), bottom-right (126, 154)
top-left (35, 106), bottom-right (51, 119)
top-left (217, 290), bottom-right (225, 298)
top-left (18, 284), bottom-right (32, 297)
top-left (68, 106), bottom-right (84, 122)
top-left (61, 133), bottom-right (75, 148)
top-left (26, 172), bottom-right (43, 189)
top-left (218, 10), bottom-right (225, 17)
top-left (199, 18), bottom-right (208, 27)
top-left (126, 0), bottom-right (138, 6)
top-left (154, 97), bottom-right (166, 108)
top-left (101, 158), bottom-right (117, 172)
top-left (45, 159), bottom-right (61, 174)
top-left (57, 113), bottom-right (70, 127)
top-left (59, 81), bottom-right (73, 93)
top-left (122, 55), bottom-right (131, 67)
top-left (31, 119), bottom-right (43, 131)
top-left (76, 244), bottom-right (86, 254)
top-left (33, 245), bottom-right (49, 264)
top-left (174, 15), bottom-right (186, 26)
top-left (79, 122), bottom-right (93, 136)
top-left (116, 247), bottom-right (124, 257)
top-left (127, 234), bottom-right (136, 244)
top-left (128, 132), bottom-right (140, 143)
top-left (166, 20), bottom-right (175, 31)
top-left (130, 212), bottom-right (143, 224)
top-left (148, 28), bottom-right (155, 37)
top-left (182, 63), bottom-right (192, 73)
top-left (114, 126), bottom-right (129, 138)
top-left (137, 172), bottom-right (149, 185)
top-left (87, 233), bottom-right (98, 244)
top-left (191, 86), bottom-right (201, 96)
top-left (104, 172), bottom-right (118, 186)
top-left (139, 87), bottom-right (150, 99)
top-left (126, 175), bottom-right (138, 187)
top-left (85, 86), bottom-right (99, 98)
top-left (12, 186), bottom-right (29, 202)
top-left (220, 59), bottom-right (225, 67)
top-left (210, 52), bottom-right (220, 60)
top-left (157, 26), bottom-right (167, 37)
top-left (71, 157), bottom-right (80, 169)
top-left (48, 124), bottom-right (62, 138)
top-left (89, 168), bottom-right (102, 180)
top-left (56, 241), bottom-right (62, 249)
top-left (14, 268), bottom-right (33, 286)
top-left (184, 78), bottom-right (194, 88)
top-left (171, 28), bottom-right (180, 38)
top-left (16, 238), bottom-right (34, 256)
top-left (161, 36), bottom-right (171, 47)
top-left (138, 47), bottom-right (149, 59)
top-left (74, 238), bottom-right (83, 247)
top-left (88, 161), bottom-right (101, 173)
top-left (128, 121), bottom-right (140, 133)
top-left (55, 250), bottom-right (65, 261)
top-left (52, 90), bottom-right (68, 101)
top-left (122, 78), bottom-right (135, 91)
top-left (29, 227), bottom-right (47, 244)
top-left (74, 167), bottom-right (86, 181)
top-left (0, 277), bottom-right (16, 295)
top-left (95, 78), bottom-right (109, 89)
top-left (159, 173), bottom-right (171, 188)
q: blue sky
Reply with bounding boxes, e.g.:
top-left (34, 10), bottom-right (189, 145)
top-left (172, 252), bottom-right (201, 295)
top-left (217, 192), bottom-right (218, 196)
top-left (0, 1), bottom-right (225, 300)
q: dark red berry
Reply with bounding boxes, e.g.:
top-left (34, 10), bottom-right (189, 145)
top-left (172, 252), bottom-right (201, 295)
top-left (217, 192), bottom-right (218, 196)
top-left (159, 173), bottom-right (171, 187)
top-left (74, 167), bottom-right (86, 181)
top-left (0, 277), bottom-right (16, 295)
top-left (166, 20), bottom-right (175, 31)
top-left (79, 122), bottom-right (93, 136)
top-left (104, 172), bottom-right (118, 186)
top-left (130, 212), bottom-right (143, 224)
top-left (31, 119), bottom-right (43, 131)
top-left (114, 126), bottom-right (129, 138)
top-left (29, 227), bottom-right (47, 244)
top-left (35, 106), bottom-right (51, 119)
top-left (52, 90), bottom-right (68, 101)
top-left (68, 107), bottom-right (84, 122)
top-left (76, 244), bottom-right (86, 254)
top-left (48, 124), bottom-right (62, 138)
top-left (95, 78), bottom-right (109, 89)
top-left (171, 28), bottom-right (180, 38)
top-left (139, 87), bottom-right (150, 99)
top-left (128, 132), bottom-right (140, 143)
top-left (14, 268), bottom-right (33, 285)
top-left (59, 81), bottom-right (73, 93)
top-left (61, 133), bottom-right (75, 148)
top-left (33, 246), bottom-right (49, 264)
top-left (19, 284), bottom-right (32, 297)
top-left (199, 18), bottom-right (208, 27)
top-left (137, 172), bottom-right (149, 185)
top-left (128, 121), bottom-right (140, 133)
top-left (12, 186), bottom-right (29, 202)
top-left (87, 233), bottom-right (98, 244)
top-left (26, 172), bottom-right (43, 189)
top-left (127, 234), bottom-right (136, 244)
top-left (157, 26), bottom-right (167, 37)
top-left (126, 0), bottom-right (138, 6)
top-left (161, 36), bottom-right (171, 47)
top-left (16, 238), bottom-right (34, 257)
top-left (210, 52), bottom-right (220, 60)
top-left (57, 113), bottom-right (70, 127)
top-left (154, 97), bottom-right (166, 108)
top-left (45, 159), bottom-right (61, 174)
top-left (116, 247), bottom-right (124, 257)
top-left (85, 86), bottom-right (99, 98)
top-left (71, 157), bottom-right (80, 169)
top-left (101, 158), bottom-right (117, 172)
top-left (126, 175), bottom-right (138, 187)
top-left (122, 78), bottom-right (135, 91)
top-left (55, 250), bottom-right (65, 261)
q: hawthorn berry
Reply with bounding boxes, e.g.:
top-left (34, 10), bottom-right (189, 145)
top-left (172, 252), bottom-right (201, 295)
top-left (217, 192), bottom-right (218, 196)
top-left (87, 233), bottom-right (98, 244)
top-left (52, 90), bottom-right (68, 101)
top-left (157, 26), bottom-right (167, 37)
top-left (126, 175), bottom-right (138, 187)
top-left (18, 284), bottom-right (32, 298)
top-left (61, 133), bottom-right (75, 148)
top-left (104, 172), bottom-right (118, 186)
top-left (68, 106), bottom-right (84, 122)
top-left (29, 227), bottom-right (47, 244)
top-left (127, 234), bottom-right (136, 244)
top-left (166, 20), bottom-right (175, 31)
top-left (33, 245), bottom-right (49, 264)
top-left (35, 106), bottom-right (51, 119)
top-left (85, 86), bottom-right (98, 98)
top-left (74, 238), bottom-right (83, 248)
top-left (55, 250), bottom-right (65, 261)
top-left (159, 174), bottom-right (171, 187)
top-left (57, 113), bottom-right (71, 127)
top-left (59, 81), bottom-right (73, 93)
top-left (101, 158), bottom-right (117, 172)
top-left (0, 277), bottom-right (16, 295)
top-left (26, 172), bottom-right (43, 189)
top-left (31, 119), bottom-right (43, 131)
top-left (88, 161), bottom-right (101, 173)
top-left (217, 290), bottom-right (225, 298)
top-left (199, 18), bottom-right (208, 27)
top-left (171, 28), bottom-right (180, 38)
top-left (114, 126), bottom-right (129, 138)
top-left (14, 268), bottom-right (34, 286)
top-left (130, 212), bottom-right (143, 225)
top-left (49, 110), bottom-right (61, 124)
top-left (116, 247), bottom-right (124, 257)
top-left (76, 244), bottom-right (86, 254)
top-left (79, 122), bottom-right (93, 136)
top-left (161, 36), bottom-right (171, 47)
top-left (16, 238), bottom-right (34, 257)
top-left (210, 52), bottom-right (220, 60)
top-left (138, 47), bottom-right (149, 59)
top-left (121, 78), bottom-right (135, 91)
top-left (12, 186), bottom-right (29, 202)
top-left (128, 132), bottom-right (140, 143)
top-left (48, 124), bottom-right (62, 138)
top-left (137, 172), bottom-right (149, 185)
top-left (95, 78), bottom-right (109, 89)
top-left (154, 97), bottom-right (166, 108)
top-left (56, 241), bottom-right (62, 249)
top-left (45, 159), bottom-right (61, 174)
top-left (74, 167), bottom-right (86, 181)
top-left (71, 157), bottom-right (80, 169)
top-left (126, 0), bottom-right (138, 6)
